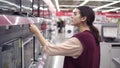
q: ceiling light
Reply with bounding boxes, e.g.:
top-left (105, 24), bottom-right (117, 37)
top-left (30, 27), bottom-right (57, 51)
top-left (93, 1), bottom-right (120, 11)
top-left (79, 0), bottom-right (89, 6)
top-left (43, 0), bottom-right (56, 13)
top-left (102, 8), bottom-right (120, 12)
top-left (60, 5), bottom-right (77, 7)
top-left (55, 0), bottom-right (60, 11)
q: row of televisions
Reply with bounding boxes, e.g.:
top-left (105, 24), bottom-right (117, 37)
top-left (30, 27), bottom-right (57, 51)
top-left (0, 24), bottom-right (43, 68)
top-left (0, 35), bottom-right (42, 68)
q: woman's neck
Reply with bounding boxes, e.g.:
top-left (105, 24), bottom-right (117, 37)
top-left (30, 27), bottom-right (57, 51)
top-left (78, 24), bottom-right (90, 32)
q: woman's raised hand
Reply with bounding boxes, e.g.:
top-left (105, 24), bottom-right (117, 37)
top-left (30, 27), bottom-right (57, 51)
top-left (29, 23), bottom-right (40, 34)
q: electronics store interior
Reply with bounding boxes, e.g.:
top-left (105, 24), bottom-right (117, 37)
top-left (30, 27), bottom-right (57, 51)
top-left (0, 0), bottom-right (120, 68)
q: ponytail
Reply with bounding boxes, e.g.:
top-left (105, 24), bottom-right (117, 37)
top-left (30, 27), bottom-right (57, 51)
top-left (89, 25), bottom-right (101, 45)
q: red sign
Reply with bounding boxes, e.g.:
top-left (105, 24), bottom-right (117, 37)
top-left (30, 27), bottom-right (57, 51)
top-left (96, 12), bottom-right (120, 18)
top-left (33, 10), bottom-right (51, 17)
top-left (56, 11), bottom-right (73, 16)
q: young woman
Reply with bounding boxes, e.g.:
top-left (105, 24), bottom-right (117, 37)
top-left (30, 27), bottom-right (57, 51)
top-left (29, 6), bottom-right (101, 68)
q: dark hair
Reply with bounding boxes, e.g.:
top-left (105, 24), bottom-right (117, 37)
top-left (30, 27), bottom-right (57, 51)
top-left (77, 6), bottom-right (101, 45)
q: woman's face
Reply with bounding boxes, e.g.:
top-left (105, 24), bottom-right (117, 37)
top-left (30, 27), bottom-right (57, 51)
top-left (71, 8), bottom-right (85, 26)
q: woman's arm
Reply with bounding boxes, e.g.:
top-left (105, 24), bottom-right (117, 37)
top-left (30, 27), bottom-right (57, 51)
top-left (29, 23), bottom-right (47, 46)
top-left (43, 37), bottom-right (83, 58)
top-left (29, 23), bottom-right (83, 58)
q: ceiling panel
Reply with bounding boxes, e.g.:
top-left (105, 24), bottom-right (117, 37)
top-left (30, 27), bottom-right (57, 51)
top-left (85, 1), bottom-right (112, 6)
top-left (59, 1), bottom-right (82, 5)
top-left (0, 0), bottom-right (120, 13)
top-left (52, 0), bottom-right (120, 12)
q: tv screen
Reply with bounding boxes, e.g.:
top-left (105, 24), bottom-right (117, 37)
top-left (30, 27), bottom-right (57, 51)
top-left (22, 37), bottom-right (33, 68)
top-left (0, 38), bottom-right (22, 68)
top-left (34, 37), bottom-right (41, 60)
top-left (103, 26), bottom-right (118, 38)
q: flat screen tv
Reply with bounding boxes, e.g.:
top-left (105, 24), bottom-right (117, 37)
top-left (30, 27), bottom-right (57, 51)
top-left (0, 38), bottom-right (22, 68)
top-left (34, 36), bottom-right (41, 61)
top-left (22, 36), bottom-right (33, 68)
top-left (102, 24), bottom-right (118, 42)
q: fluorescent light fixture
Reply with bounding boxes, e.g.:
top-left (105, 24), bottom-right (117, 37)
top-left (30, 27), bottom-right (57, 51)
top-left (60, 5), bottom-right (78, 7)
top-left (55, 0), bottom-right (60, 11)
top-left (33, 5), bottom-right (48, 10)
top-left (93, 1), bottom-right (120, 11)
top-left (22, 5), bottom-right (32, 10)
top-left (86, 0), bottom-right (114, 2)
top-left (42, 0), bottom-right (56, 13)
top-left (102, 8), bottom-right (120, 12)
top-left (79, 0), bottom-right (89, 6)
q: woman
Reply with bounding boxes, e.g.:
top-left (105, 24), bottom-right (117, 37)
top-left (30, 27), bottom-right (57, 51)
top-left (29, 6), bottom-right (101, 68)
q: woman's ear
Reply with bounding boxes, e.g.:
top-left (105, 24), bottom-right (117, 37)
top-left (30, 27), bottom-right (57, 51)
top-left (81, 16), bottom-right (87, 22)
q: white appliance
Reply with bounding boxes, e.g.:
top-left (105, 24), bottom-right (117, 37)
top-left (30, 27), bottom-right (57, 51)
top-left (65, 25), bottom-right (74, 38)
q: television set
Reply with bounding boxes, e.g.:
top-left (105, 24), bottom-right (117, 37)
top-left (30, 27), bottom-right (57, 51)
top-left (34, 36), bottom-right (41, 61)
top-left (0, 38), bottom-right (22, 68)
top-left (22, 36), bottom-right (33, 68)
top-left (102, 25), bottom-right (118, 42)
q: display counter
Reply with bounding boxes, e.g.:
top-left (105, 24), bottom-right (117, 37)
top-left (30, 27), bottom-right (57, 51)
top-left (100, 42), bottom-right (120, 68)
